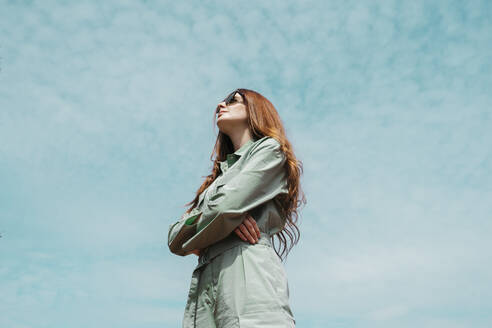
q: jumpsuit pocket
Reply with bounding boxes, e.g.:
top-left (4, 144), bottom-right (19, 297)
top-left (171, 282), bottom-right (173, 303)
top-left (208, 169), bottom-right (237, 204)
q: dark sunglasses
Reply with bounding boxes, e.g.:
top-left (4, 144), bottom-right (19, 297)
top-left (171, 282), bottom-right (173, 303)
top-left (216, 89), bottom-right (244, 114)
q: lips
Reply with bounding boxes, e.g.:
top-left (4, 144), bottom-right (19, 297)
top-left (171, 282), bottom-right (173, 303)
top-left (218, 111), bottom-right (227, 117)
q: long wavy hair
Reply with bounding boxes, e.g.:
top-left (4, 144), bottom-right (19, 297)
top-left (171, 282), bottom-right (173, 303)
top-left (184, 88), bottom-right (306, 262)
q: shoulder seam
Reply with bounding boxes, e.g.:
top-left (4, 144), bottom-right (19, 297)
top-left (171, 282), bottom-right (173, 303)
top-left (247, 136), bottom-right (281, 159)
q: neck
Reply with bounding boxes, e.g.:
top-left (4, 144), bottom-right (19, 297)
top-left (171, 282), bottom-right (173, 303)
top-left (228, 129), bottom-right (253, 152)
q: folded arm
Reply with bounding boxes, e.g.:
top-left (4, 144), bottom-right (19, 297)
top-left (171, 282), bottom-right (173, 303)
top-left (167, 208), bottom-right (202, 256)
top-left (167, 137), bottom-right (288, 256)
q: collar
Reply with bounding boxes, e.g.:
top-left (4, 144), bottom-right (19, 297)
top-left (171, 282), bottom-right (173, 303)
top-left (233, 138), bottom-right (255, 157)
top-left (219, 138), bottom-right (255, 172)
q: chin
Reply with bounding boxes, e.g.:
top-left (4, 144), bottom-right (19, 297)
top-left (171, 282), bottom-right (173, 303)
top-left (217, 123), bottom-right (230, 135)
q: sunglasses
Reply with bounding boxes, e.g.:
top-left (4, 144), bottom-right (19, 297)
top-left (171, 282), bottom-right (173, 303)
top-left (216, 89), bottom-right (244, 114)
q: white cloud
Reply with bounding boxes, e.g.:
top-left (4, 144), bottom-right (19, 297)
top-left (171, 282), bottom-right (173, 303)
top-left (1, 1), bottom-right (491, 327)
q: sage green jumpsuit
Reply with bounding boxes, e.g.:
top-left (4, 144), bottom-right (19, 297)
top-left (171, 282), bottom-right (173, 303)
top-left (168, 136), bottom-right (296, 327)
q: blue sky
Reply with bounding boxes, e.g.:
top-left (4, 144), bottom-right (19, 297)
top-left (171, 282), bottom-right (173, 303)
top-left (1, 0), bottom-right (491, 327)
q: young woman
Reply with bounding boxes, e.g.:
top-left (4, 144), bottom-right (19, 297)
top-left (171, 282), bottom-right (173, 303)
top-left (168, 88), bottom-right (306, 327)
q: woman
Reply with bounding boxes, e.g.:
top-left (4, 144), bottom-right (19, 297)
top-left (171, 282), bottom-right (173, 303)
top-left (168, 88), bottom-right (306, 327)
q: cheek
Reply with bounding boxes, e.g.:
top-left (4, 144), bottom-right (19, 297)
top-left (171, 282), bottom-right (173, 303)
top-left (226, 107), bottom-right (248, 121)
top-left (224, 106), bottom-right (248, 121)
top-left (237, 111), bottom-right (248, 120)
top-left (237, 107), bottom-right (248, 119)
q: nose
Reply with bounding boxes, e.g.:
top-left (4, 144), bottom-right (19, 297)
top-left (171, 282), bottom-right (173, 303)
top-left (216, 102), bottom-right (226, 114)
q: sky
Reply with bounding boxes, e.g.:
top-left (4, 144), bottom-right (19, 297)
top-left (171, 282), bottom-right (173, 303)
top-left (1, 0), bottom-right (491, 327)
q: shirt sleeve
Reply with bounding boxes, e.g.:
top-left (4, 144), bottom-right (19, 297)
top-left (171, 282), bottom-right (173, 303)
top-left (167, 207), bottom-right (202, 256)
top-left (178, 137), bottom-right (288, 253)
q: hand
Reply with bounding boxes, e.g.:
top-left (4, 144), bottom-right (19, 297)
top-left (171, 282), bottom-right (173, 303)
top-left (234, 213), bottom-right (261, 244)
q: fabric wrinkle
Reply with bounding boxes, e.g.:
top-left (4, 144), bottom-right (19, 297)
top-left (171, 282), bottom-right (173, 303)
top-left (170, 137), bottom-right (296, 327)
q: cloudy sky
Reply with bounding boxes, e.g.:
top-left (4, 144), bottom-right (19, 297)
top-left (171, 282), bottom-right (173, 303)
top-left (1, 0), bottom-right (491, 327)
